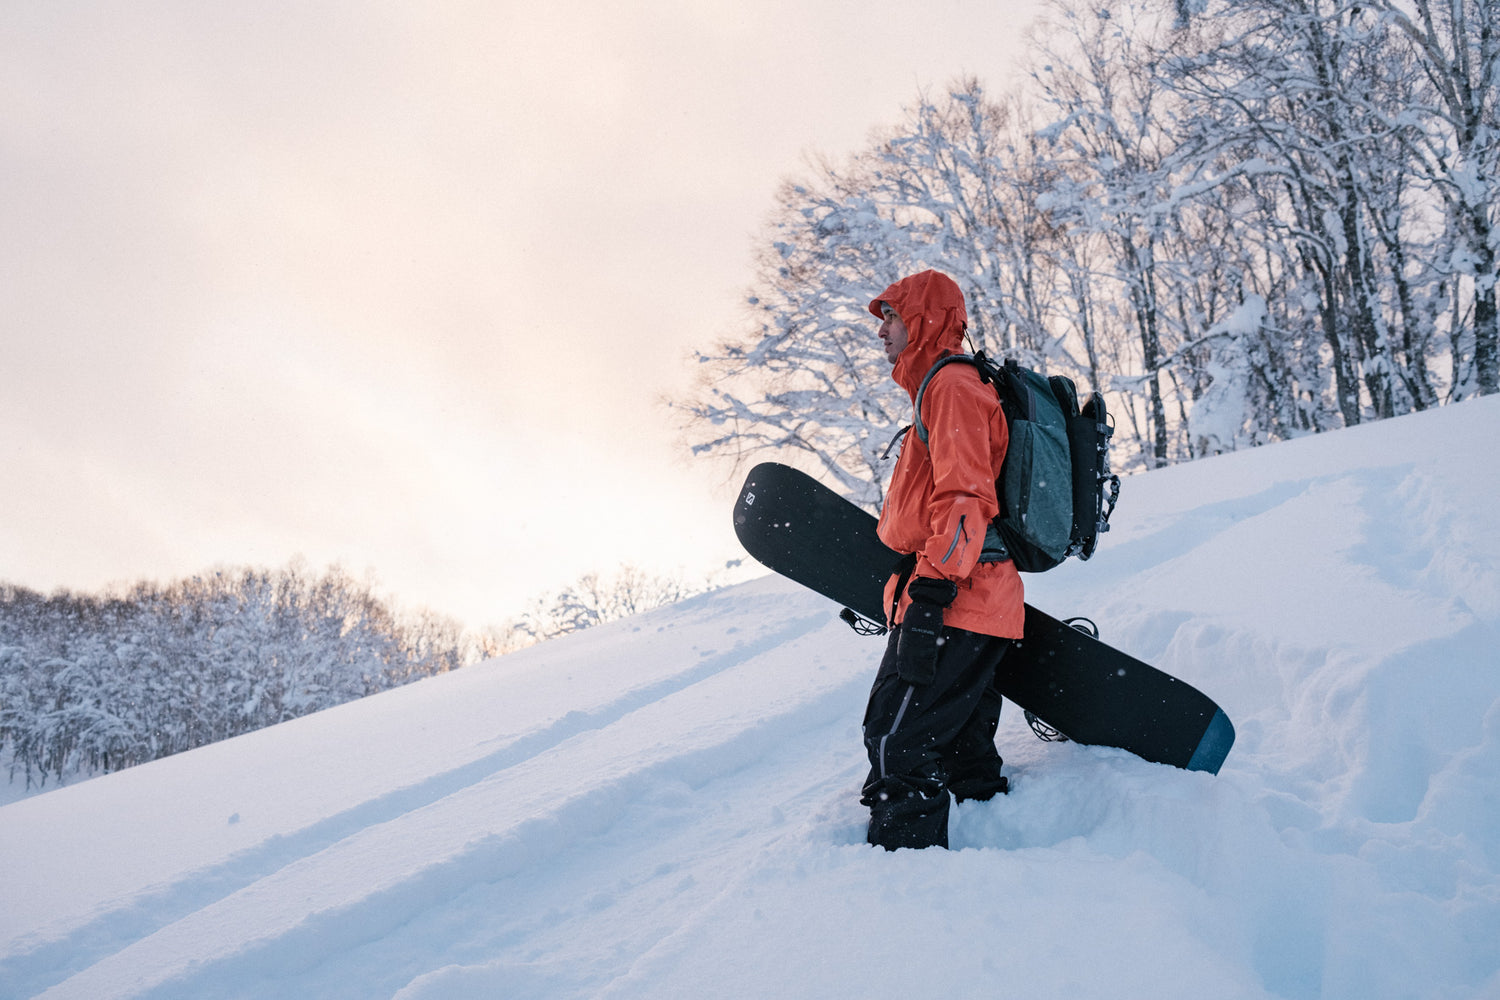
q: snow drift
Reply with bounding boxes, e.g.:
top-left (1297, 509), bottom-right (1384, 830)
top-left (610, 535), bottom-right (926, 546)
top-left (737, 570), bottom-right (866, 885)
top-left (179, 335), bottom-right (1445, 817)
top-left (2, 397), bottom-right (1499, 1000)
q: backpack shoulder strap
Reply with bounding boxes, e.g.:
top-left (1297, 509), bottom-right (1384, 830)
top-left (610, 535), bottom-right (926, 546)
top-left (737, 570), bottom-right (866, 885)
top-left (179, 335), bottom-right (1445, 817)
top-left (912, 352), bottom-right (1011, 565)
top-left (913, 354), bottom-right (981, 446)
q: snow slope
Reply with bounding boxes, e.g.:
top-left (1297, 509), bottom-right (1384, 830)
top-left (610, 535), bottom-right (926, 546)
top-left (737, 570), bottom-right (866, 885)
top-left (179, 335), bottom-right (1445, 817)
top-left (3, 396), bottom-right (1499, 1000)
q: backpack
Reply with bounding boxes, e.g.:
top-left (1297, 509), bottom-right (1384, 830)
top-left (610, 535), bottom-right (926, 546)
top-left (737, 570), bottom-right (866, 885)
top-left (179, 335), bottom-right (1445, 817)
top-left (913, 351), bottom-right (1120, 572)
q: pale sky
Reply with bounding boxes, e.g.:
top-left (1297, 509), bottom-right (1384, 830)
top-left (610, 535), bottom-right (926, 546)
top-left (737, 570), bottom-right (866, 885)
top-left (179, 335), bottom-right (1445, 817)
top-left (2, 0), bottom-right (1046, 629)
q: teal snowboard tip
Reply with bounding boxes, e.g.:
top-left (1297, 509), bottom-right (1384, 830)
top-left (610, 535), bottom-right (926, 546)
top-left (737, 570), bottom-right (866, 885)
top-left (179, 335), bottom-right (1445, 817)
top-left (1186, 708), bottom-right (1235, 774)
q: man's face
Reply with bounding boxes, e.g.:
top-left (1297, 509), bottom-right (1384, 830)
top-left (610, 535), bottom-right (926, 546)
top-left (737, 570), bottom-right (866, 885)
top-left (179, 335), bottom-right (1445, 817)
top-left (879, 304), bottom-right (909, 365)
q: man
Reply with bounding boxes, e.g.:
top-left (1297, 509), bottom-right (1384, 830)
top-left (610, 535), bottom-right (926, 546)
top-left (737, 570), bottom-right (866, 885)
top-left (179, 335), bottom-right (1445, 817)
top-left (862, 269), bottom-right (1025, 851)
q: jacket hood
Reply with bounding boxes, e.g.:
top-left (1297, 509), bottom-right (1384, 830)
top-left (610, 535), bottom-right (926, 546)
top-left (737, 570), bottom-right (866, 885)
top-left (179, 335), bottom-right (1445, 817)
top-left (869, 270), bottom-right (968, 396)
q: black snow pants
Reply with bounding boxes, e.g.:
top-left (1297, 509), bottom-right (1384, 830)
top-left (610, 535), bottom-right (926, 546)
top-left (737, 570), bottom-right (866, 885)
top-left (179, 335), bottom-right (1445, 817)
top-left (861, 625), bottom-right (1013, 850)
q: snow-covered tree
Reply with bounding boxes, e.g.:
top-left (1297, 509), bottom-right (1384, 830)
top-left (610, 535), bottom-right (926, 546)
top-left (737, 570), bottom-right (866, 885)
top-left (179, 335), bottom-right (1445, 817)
top-left (1028, 0), bottom-right (1193, 466)
top-left (1367, 0), bottom-right (1500, 396)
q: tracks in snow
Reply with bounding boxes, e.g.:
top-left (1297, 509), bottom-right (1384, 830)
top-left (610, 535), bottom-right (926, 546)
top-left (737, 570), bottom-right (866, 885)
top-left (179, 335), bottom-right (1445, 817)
top-left (12, 599), bottom-right (875, 1000)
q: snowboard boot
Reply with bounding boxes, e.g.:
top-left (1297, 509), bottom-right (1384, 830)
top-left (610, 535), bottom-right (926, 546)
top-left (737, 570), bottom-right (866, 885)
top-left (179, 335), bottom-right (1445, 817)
top-left (866, 784), bottom-right (950, 850)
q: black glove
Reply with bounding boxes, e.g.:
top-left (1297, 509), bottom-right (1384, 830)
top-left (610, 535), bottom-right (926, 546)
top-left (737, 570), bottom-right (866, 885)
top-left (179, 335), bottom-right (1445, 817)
top-left (895, 576), bottom-right (958, 684)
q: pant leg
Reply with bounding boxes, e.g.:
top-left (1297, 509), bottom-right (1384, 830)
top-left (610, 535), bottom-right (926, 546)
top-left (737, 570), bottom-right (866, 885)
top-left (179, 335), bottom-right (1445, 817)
top-left (861, 626), bottom-right (1013, 850)
top-left (861, 638), bottom-right (949, 850)
top-left (947, 659), bottom-right (1008, 803)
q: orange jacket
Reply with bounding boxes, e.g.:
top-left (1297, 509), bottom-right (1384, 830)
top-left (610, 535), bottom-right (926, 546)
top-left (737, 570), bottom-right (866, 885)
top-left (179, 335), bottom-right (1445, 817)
top-left (870, 270), bottom-right (1025, 639)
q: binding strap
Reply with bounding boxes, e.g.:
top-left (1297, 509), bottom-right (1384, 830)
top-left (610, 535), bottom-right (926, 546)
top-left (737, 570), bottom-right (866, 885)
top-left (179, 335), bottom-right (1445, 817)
top-left (889, 553), bottom-right (918, 626)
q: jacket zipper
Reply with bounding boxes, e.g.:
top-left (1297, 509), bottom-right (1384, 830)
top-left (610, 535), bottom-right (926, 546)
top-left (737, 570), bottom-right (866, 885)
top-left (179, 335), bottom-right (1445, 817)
top-left (941, 515), bottom-right (970, 565)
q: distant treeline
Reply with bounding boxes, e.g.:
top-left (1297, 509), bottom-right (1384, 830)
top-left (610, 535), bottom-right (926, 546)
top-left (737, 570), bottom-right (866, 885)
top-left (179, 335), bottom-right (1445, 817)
top-left (0, 564), bottom-right (471, 790)
top-left (0, 562), bottom-right (709, 792)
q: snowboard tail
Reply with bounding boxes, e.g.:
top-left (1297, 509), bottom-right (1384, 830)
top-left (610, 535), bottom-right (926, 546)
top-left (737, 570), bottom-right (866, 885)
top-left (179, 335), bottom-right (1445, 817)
top-left (732, 462), bottom-right (1233, 774)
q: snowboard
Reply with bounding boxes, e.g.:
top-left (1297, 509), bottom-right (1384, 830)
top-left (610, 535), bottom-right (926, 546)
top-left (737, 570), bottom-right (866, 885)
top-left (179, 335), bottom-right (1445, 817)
top-left (732, 462), bottom-right (1234, 774)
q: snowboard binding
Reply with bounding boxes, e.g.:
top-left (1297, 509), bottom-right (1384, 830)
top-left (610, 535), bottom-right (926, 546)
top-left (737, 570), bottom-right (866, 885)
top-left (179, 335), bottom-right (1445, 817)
top-left (840, 607), bottom-right (888, 636)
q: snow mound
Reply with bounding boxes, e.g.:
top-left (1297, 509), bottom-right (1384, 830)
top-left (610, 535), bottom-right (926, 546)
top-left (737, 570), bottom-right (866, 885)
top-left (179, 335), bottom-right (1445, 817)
top-left (3, 396), bottom-right (1499, 999)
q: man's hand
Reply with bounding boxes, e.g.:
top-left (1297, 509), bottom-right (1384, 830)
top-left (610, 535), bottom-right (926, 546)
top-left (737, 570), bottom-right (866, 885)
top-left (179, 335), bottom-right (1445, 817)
top-left (895, 576), bottom-right (959, 684)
